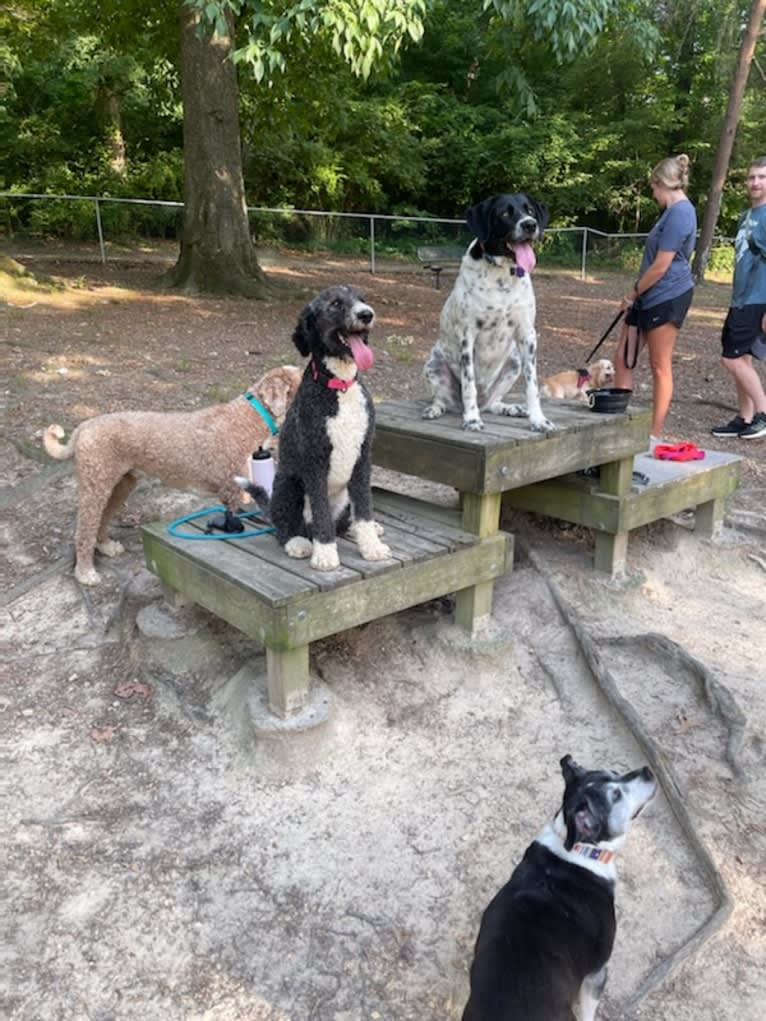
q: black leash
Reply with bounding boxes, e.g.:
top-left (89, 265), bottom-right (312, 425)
top-left (584, 308), bottom-right (624, 364)
top-left (585, 305), bottom-right (642, 371)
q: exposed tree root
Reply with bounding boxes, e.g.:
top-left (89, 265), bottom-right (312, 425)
top-left (522, 540), bottom-right (735, 1013)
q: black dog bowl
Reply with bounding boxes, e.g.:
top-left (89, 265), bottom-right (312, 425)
top-left (586, 387), bottom-right (632, 414)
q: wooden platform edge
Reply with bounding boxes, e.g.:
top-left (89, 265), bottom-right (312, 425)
top-left (503, 456), bottom-right (741, 533)
top-left (142, 520), bottom-right (513, 651)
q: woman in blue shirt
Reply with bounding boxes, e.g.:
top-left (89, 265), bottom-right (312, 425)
top-left (614, 154), bottom-right (697, 442)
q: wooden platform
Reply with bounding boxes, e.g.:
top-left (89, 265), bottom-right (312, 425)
top-left (142, 490), bottom-right (511, 718)
top-left (504, 448), bottom-right (742, 572)
top-left (373, 398), bottom-right (743, 577)
top-left (373, 397), bottom-right (653, 587)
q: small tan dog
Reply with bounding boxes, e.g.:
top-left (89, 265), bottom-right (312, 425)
top-left (540, 358), bottom-right (614, 400)
top-left (44, 365), bottom-right (301, 585)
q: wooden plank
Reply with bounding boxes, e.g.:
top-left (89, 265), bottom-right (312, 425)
top-left (142, 521), bottom-right (317, 606)
top-left (483, 413), bottom-right (650, 492)
top-left (372, 490), bottom-right (475, 543)
top-left (504, 454), bottom-right (741, 534)
top-left (178, 515), bottom-right (363, 593)
top-left (143, 528), bottom-right (288, 646)
top-left (374, 399), bottom-right (652, 494)
top-left (281, 531), bottom-right (511, 647)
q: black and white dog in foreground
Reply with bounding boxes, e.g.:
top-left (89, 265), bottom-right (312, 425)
top-left (238, 285), bottom-right (391, 572)
top-left (423, 193), bottom-right (553, 433)
top-left (462, 755), bottom-right (658, 1021)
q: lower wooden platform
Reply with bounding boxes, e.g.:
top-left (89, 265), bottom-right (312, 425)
top-left (142, 490), bottom-right (512, 717)
top-left (504, 448), bottom-right (742, 573)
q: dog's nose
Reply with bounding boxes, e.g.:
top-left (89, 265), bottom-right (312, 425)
top-left (519, 217), bottom-right (538, 235)
top-left (356, 307), bottom-right (374, 324)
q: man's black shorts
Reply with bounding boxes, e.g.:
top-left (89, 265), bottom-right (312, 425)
top-left (626, 288), bottom-right (694, 332)
top-left (721, 304), bottom-right (766, 359)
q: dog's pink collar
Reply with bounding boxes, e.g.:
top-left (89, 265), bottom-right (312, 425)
top-left (572, 841), bottom-right (614, 864)
top-left (311, 360), bottom-right (356, 391)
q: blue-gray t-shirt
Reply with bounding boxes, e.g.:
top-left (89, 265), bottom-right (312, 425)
top-left (638, 199), bottom-right (697, 308)
top-left (732, 203), bottom-right (766, 307)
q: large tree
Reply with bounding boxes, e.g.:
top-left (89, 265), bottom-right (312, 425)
top-left (167, 0), bottom-right (629, 295)
top-left (167, 0), bottom-right (428, 294)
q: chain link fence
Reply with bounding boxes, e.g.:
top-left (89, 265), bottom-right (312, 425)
top-left (0, 192), bottom-right (736, 279)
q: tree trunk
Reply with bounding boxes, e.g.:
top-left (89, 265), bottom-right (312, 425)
top-left (105, 93), bottom-right (127, 176)
top-left (692, 0), bottom-right (766, 282)
top-left (166, 2), bottom-right (269, 296)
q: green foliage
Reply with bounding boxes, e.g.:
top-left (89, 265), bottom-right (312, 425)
top-left (187, 0), bottom-right (427, 81)
top-left (1, 0), bottom-right (764, 247)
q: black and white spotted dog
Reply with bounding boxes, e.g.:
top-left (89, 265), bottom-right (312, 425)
top-left (239, 285), bottom-right (391, 572)
top-left (423, 193), bottom-right (553, 432)
top-left (462, 755), bottom-right (657, 1021)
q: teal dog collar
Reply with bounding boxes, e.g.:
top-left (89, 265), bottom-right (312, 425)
top-left (243, 392), bottom-right (279, 435)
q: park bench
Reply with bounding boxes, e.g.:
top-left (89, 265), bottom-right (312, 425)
top-left (142, 488), bottom-right (511, 718)
top-left (416, 245), bottom-right (465, 289)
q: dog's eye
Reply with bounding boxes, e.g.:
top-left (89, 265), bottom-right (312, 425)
top-left (612, 789), bottom-right (622, 803)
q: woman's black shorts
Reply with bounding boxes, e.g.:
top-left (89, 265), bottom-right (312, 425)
top-left (720, 304), bottom-right (766, 359)
top-left (626, 288), bottom-right (694, 332)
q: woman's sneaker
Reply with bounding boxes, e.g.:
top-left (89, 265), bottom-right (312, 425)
top-left (739, 412), bottom-right (766, 440)
top-left (710, 415), bottom-right (748, 437)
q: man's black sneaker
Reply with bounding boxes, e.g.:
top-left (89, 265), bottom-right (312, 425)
top-left (739, 412), bottom-right (766, 439)
top-left (711, 415), bottom-right (748, 437)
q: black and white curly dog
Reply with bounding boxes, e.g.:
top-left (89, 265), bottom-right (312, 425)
top-left (239, 285), bottom-right (391, 572)
top-left (462, 755), bottom-right (657, 1021)
top-left (424, 193), bottom-right (553, 433)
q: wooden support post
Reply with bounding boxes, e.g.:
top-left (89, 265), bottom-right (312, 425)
top-left (593, 456), bottom-right (633, 576)
top-left (695, 496), bottom-right (725, 538)
top-left (266, 644), bottom-right (311, 718)
top-left (455, 491), bottom-right (503, 633)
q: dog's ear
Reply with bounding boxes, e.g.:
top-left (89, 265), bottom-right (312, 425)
top-left (292, 305), bottom-right (316, 357)
top-left (560, 754), bottom-right (585, 786)
top-left (465, 196), bottom-right (498, 243)
top-left (256, 368), bottom-right (300, 421)
top-left (529, 197), bottom-right (549, 234)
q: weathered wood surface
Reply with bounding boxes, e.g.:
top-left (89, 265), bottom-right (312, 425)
top-left (372, 398), bottom-right (653, 494)
top-left (504, 449), bottom-right (742, 533)
top-left (141, 491), bottom-right (512, 651)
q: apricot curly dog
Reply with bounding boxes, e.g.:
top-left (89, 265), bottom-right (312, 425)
top-left (44, 365), bottom-right (301, 585)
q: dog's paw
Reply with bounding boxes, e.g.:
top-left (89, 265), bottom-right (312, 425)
top-left (96, 539), bottom-right (124, 558)
top-left (310, 542), bottom-right (341, 572)
top-left (353, 521), bottom-right (392, 561)
top-left (422, 403), bottom-right (445, 420)
top-left (347, 519), bottom-right (385, 543)
top-left (361, 540), bottom-right (392, 562)
top-left (530, 416), bottom-right (557, 434)
top-left (462, 417), bottom-right (484, 431)
top-left (284, 536), bottom-right (312, 559)
top-left (75, 565), bottom-right (101, 586)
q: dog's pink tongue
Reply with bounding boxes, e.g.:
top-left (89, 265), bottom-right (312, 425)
top-left (348, 334), bottom-right (374, 371)
top-left (512, 242), bottom-right (536, 274)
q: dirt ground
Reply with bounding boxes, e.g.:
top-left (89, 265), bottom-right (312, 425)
top-left (2, 245), bottom-right (765, 1020)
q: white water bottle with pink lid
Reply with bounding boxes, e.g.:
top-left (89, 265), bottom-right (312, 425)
top-left (247, 447), bottom-right (275, 496)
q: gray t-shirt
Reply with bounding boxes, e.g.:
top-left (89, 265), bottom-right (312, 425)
top-left (732, 203), bottom-right (766, 308)
top-left (638, 199), bottom-right (697, 309)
